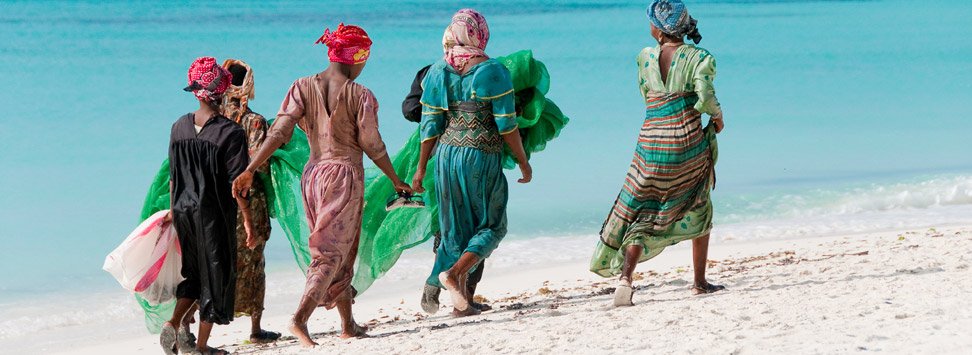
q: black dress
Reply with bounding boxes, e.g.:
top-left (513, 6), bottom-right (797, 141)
top-left (169, 113), bottom-right (249, 325)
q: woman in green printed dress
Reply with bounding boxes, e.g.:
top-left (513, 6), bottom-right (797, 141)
top-left (590, 0), bottom-right (726, 307)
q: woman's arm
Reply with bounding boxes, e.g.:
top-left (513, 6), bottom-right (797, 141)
top-left (489, 64), bottom-right (532, 184)
top-left (411, 139), bottom-right (436, 192)
top-left (235, 194), bottom-right (256, 249)
top-left (232, 115), bottom-right (297, 198)
top-left (502, 130), bottom-right (532, 183)
top-left (374, 154), bottom-right (411, 193)
top-left (693, 51), bottom-right (723, 133)
top-left (356, 87), bottom-right (411, 193)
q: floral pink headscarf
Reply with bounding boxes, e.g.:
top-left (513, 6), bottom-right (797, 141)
top-left (184, 56), bottom-right (233, 103)
top-left (442, 9), bottom-right (489, 72)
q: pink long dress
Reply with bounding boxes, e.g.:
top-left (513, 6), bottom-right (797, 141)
top-left (273, 73), bottom-right (389, 308)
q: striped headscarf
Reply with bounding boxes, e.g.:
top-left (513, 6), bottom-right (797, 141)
top-left (647, 0), bottom-right (702, 44)
top-left (184, 56), bottom-right (233, 102)
top-left (442, 9), bottom-right (490, 72)
top-left (316, 23), bottom-right (373, 65)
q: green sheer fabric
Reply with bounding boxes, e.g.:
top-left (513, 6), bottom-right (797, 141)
top-left (351, 130), bottom-right (440, 292)
top-left (351, 50), bottom-right (569, 293)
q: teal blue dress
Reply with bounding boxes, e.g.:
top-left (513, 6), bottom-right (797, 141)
top-left (419, 59), bottom-right (518, 288)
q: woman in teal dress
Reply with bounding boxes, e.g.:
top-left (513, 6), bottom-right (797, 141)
top-left (412, 9), bottom-right (533, 317)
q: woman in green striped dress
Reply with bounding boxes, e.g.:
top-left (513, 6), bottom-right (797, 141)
top-left (590, 0), bottom-right (725, 306)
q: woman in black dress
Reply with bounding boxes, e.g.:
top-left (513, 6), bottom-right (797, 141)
top-left (159, 56), bottom-right (256, 355)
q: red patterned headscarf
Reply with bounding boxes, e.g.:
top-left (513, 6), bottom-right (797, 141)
top-left (316, 23), bottom-right (372, 65)
top-left (184, 56), bottom-right (233, 102)
top-left (443, 9), bottom-right (489, 72)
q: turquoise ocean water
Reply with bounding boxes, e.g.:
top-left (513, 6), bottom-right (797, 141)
top-left (1, 0), bottom-right (971, 349)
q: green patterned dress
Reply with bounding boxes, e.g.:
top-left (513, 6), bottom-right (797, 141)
top-left (590, 44), bottom-right (722, 277)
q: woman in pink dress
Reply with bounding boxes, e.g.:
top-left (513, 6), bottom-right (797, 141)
top-left (232, 24), bottom-right (411, 347)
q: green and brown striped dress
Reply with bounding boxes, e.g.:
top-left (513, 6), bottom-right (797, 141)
top-left (591, 44), bottom-right (722, 277)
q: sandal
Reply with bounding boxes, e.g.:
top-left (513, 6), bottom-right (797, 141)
top-left (613, 277), bottom-right (634, 307)
top-left (385, 192), bottom-right (426, 211)
top-left (159, 322), bottom-right (178, 355)
top-left (249, 329), bottom-right (282, 344)
top-left (692, 282), bottom-right (726, 295)
top-left (470, 301), bottom-right (492, 312)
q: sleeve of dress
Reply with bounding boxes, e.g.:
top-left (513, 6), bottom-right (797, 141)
top-left (402, 65), bottom-right (431, 123)
top-left (269, 80), bottom-right (303, 145)
top-left (480, 63), bottom-right (517, 134)
top-left (419, 67), bottom-right (446, 142)
top-left (223, 128), bottom-right (250, 182)
top-left (692, 51), bottom-right (722, 116)
top-left (356, 87), bottom-right (389, 161)
top-left (637, 49), bottom-right (651, 101)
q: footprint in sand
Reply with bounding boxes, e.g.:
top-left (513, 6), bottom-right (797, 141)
top-left (666, 279), bottom-right (689, 286)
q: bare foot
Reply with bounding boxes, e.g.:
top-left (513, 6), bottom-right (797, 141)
top-left (288, 321), bottom-right (318, 348)
top-left (160, 322), bottom-right (177, 355)
top-left (438, 271), bottom-right (469, 311)
top-left (420, 284), bottom-right (441, 314)
top-left (613, 277), bottom-right (634, 307)
top-left (451, 306), bottom-right (482, 317)
top-left (339, 323), bottom-right (369, 339)
top-left (692, 281), bottom-right (726, 295)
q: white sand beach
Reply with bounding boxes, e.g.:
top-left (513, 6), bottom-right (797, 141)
top-left (66, 226), bottom-right (972, 354)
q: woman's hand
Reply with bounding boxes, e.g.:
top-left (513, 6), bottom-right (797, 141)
top-left (412, 169), bottom-right (426, 193)
top-left (393, 178), bottom-right (413, 194)
top-left (710, 112), bottom-right (724, 133)
top-left (233, 170), bottom-right (254, 199)
top-left (518, 162), bottom-right (533, 184)
top-left (244, 218), bottom-right (257, 250)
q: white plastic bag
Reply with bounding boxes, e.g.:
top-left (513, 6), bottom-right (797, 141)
top-left (103, 210), bottom-right (184, 304)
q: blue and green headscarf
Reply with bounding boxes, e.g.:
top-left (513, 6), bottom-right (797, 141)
top-left (647, 0), bottom-right (702, 44)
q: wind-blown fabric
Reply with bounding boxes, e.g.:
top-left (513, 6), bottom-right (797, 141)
top-left (443, 9), bottom-right (490, 73)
